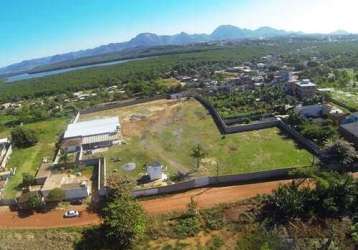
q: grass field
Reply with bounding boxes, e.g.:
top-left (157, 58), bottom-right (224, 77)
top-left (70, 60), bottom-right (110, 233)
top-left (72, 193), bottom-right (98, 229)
top-left (1, 118), bottom-right (67, 199)
top-left (80, 99), bottom-right (312, 181)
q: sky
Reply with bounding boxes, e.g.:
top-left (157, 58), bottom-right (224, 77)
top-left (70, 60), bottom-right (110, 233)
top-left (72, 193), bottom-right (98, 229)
top-left (1, 0), bottom-right (358, 67)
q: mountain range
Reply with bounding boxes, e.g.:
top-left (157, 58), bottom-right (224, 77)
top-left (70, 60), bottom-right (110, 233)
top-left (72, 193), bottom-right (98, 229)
top-left (0, 25), bottom-right (348, 76)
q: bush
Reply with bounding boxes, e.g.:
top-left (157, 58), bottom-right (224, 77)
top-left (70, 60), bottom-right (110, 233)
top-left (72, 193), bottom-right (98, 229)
top-left (11, 126), bottom-right (38, 148)
top-left (174, 215), bottom-right (201, 238)
top-left (17, 192), bottom-right (43, 211)
top-left (202, 209), bottom-right (224, 230)
top-left (21, 173), bottom-right (35, 187)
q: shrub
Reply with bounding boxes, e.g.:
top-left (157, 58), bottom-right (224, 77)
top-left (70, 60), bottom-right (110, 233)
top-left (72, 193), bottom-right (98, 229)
top-left (11, 126), bottom-right (38, 148)
top-left (17, 192), bottom-right (43, 211)
top-left (202, 209), bottom-right (224, 230)
top-left (174, 215), bottom-right (201, 238)
top-left (21, 173), bottom-right (35, 187)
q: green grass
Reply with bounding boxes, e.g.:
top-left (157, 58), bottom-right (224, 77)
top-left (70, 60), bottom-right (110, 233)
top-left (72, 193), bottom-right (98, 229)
top-left (330, 89), bottom-right (358, 110)
top-left (81, 99), bottom-right (312, 180)
top-left (0, 228), bottom-right (83, 250)
top-left (3, 118), bottom-right (67, 199)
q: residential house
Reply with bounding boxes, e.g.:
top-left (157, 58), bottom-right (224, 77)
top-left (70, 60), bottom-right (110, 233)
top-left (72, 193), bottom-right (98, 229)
top-left (289, 79), bottom-right (317, 99)
top-left (41, 173), bottom-right (91, 201)
top-left (295, 104), bottom-right (328, 119)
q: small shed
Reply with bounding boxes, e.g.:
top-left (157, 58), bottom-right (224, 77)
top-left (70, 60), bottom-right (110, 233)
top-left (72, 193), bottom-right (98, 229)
top-left (146, 162), bottom-right (163, 181)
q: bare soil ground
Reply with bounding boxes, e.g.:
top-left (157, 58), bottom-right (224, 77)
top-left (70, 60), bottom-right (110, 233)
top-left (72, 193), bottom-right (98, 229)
top-left (0, 205), bottom-right (100, 229)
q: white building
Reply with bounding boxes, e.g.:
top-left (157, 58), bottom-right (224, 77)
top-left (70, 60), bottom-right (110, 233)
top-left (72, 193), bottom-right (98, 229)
top-left (62, 117), bottom-right (121, 153)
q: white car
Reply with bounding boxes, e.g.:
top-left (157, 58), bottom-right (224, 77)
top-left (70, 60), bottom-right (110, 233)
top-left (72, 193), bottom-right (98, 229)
top-left (64, 210), bottom-right (80, 218)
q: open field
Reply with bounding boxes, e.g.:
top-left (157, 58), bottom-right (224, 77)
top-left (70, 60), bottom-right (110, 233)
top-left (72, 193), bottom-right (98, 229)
top-left (1, 118), bottom-right (67, 199)
top-left (80, 99), bottom-right (312, 181)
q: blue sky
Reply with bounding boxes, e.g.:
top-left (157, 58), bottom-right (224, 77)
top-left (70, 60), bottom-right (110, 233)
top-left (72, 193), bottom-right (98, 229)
top-left (1, 0), bottom-right (357, 67)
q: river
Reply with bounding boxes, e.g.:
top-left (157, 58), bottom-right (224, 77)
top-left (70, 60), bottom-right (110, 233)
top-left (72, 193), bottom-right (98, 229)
top-left (4, 57), bottom-right (147, 83)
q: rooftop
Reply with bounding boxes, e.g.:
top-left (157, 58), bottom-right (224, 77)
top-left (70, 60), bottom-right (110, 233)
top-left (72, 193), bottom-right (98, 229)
top-left (64, 117), bottom-right (120, 139)
top-left (340, 122), bottom-right (358, 138)
top-left (296, 79), bottom-right (316, 87)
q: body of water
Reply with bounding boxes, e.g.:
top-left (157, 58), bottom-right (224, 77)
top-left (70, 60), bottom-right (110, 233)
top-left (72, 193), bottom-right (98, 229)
top-left (5, 57), bottom-right (146, 83)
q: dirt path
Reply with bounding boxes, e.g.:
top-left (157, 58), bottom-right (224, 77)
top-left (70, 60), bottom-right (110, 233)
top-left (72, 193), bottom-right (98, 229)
top-left (139, 179), bottom-right (291, 215)
top-left (0, 205), bottom-right (101, 229)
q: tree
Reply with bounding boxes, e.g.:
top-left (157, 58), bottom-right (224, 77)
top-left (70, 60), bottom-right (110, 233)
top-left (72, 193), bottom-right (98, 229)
top-left (102, 191), bottom-right (146, 249)
top-left (11, 126), bottom-right (38, 148)
top-left (21, 173), bottom-right (35, 188)
top-left (47, 188), bottom-right (65, 203)
top-left (17, 192), bottom-right (43, 211)
top-left (323, 140), bottom-right (358, 169)
top-left (190, 144), bottom-right (207, 171)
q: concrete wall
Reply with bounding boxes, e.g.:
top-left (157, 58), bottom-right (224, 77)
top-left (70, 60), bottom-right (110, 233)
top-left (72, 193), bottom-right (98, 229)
top-left (80, 95), bottom-right (167, 114)
top-left (0, 145), bottom-right (12, 169)
top-left (132, 168), bottom-right (295, 198)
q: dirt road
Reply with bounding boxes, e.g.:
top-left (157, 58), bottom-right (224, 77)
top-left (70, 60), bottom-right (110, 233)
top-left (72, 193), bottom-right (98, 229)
top-left (2, 173), bottom-right (357, 229)
top-left (0, 206), bottom-right (101, 229)
top-left (139, 179), bottom-right (291, 215)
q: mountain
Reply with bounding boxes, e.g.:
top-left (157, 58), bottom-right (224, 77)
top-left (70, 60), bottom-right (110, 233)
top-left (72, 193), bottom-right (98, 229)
top-left (211, 25), bottom-right (252, 40)
top-left (331, 29), bottom-right (350, 36)
top-left (0, 25), bottom-right (294, 76)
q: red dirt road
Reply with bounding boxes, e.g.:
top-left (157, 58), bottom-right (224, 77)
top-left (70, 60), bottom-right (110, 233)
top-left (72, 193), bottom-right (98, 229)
top-left (139, 179), bottom-right (291, 215)
top-left (0, 206), bottom-right (101, 229)
top-left (2, 174), bottom-right (357, 229)
top-left (0, 180), bottom-right (289, 229)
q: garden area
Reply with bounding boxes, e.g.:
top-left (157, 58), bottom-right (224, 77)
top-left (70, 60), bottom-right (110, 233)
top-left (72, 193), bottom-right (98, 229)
top-left (207, 85), bottom-right (296, 119)
top-left (0, 118), bottom-right (67, 199)
top-left (79, 98), bottom-right (312, 182)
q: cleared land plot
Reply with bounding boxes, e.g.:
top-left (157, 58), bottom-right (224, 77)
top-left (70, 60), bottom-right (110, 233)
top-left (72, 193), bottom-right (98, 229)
top-left (1, 119), bottom-right (67, 199)
top-left (80, 99), bottom-right (312, 180)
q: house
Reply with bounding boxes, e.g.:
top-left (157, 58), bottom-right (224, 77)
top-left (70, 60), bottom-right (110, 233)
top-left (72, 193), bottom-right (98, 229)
top-left (0, 138), bottom-right (12, 170)
top-left (147, 162), bottom-right (166, 181)
top-left (339, 122), bottom-right (358, 147)
top-left (289, 79), bottom-right (317, 99)
top-left (295, 104), bottom-right (328, 119)
top-left (62, 117), bottom-right (121, 153)
top-left (341, 112), bottom-right (358, 125)
top-left (41, 173), bottom-right (91, 201)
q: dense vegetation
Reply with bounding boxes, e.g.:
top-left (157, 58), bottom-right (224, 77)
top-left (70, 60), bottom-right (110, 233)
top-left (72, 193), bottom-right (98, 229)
top-left (0, 40), bottom-right (337, 102)
top-left (208, 85), bottom-right (296, 118)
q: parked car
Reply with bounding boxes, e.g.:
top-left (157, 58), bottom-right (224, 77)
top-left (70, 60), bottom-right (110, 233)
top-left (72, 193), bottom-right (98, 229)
top-left (64, 210), bottom-right (80, 218)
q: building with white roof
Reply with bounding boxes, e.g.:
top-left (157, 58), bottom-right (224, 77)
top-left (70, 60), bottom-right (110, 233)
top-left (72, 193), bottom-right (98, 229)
top-left (62, 117), bottom-right (121, 153)
top-left (289, 79), bottom-right (317, 99)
